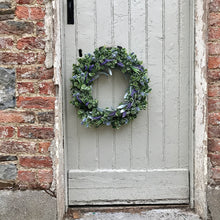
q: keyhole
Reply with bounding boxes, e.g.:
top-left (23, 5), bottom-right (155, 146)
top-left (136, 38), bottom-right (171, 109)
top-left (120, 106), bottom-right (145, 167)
top-left (79, 49), bottom-right (82, 57)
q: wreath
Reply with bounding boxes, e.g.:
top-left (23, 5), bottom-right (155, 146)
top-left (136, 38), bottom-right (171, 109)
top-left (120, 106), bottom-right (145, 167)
top-left (70, 46), bottom-right (151, 129)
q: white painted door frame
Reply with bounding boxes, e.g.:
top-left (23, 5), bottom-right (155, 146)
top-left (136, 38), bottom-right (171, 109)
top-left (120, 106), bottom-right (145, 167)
top-left (53, 0), bottom-right (208, 219)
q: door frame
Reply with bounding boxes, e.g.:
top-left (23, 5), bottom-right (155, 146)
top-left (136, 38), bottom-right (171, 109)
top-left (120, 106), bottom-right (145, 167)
top-left (53, 0), bottom-right (208, 219)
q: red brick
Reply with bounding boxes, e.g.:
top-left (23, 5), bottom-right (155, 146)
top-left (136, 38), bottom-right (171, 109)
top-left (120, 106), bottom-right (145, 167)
top-left (0, 127), bottom-right (14, 138)
top-left (208, 42), bottom-right (220, 55)
top-left (208, 84), bottom-right (220, 97)
top-left (209, 153), bottom-right (220, 166)
top-left (0, 52), bottom-right (37, 65)
top-left (36, 21), bottom-right (45, 36)
top-left (36, 0), bottom-right (44, 4)
top-left (17, 97), bottom-right (55, 109)
top-left (209, 12), bottom-right (220, 26)
top-left (208, 56), bottom-right (220, 69)
top-left (30, 7), bottom-right (45, 20)
top-left (208, 138), bottom-right (220, 152)
top-left (37, 112), bottom-right (54, 124)
top-left (19, 156), bottom-right (52, 168)
top-left (209, 0), bottom-right (220, 12)
top-left (209, 27), bottom-right (220, 40)
top-left (16, 67), bottom-right (54, 80)
top-left (208, 98), bottom-right (220, 112)
top-left (16, 0), bottom-right (35, 4)
top-left (18, 170), bottom-right (36, 183)
top-left (18, 126), bottom-right (54, 139)
top-left (39, 142), bottom-right (51, 154)
top-left (17, 82), bottom-right (35, 95)
top-left (0, 38), bottom-right (13, 49)
top-left (0, 111), bottom-right (35, 123)
top-left (209, 112), bottom-right (220, 125)
top-left (0, 21), bottom-right (34, 35)
top-left (37, 53), bottom-right (45, 64)
top-left (17, 37), bottom-right (45, 50)
top-left (212, 168), bottom-right (220, 181)
top-left (208, 126), bottom-right (220, 138)
top-left (208, 70), bottom-right (220, 82)
top-left (39, 82), bottom-right (55, 95)
top-left (0, 141), bottom-right (37, 154)
top-left (15, 6), bottom-right (29, 19)
top-left (37, 169), bottom-right (53, 188)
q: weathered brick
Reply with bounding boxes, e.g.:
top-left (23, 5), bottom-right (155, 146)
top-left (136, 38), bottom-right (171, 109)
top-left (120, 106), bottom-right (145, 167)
top-left (208, 70), bottom-right (220, 82)
top-left (37, 53), bottom-right (45, 64)
top-left (36, 21), bottom-right (45, 36)
top-left (17, 67), bottom-right (53, 80)
top-left (0, 2), bottom-right (11, 9)
top-left (17, 97), bottom-right (55, 109)
top-left (209, 0), bottom-right (220, 12)
top-left (209, 112), bottom-right (220, 126)
top-left (39, 142), bottom-right (51, 154)
top-left (0, 7), bottom-right (15, 21)
top-left (0, 141), bottom-right (37, 154)
top-left (0, 111), bottom-right (35, 123)
top-left (15, 6), bottom-right (29, 19)
top-left (30, 7), bottom-right (45, 20)
top-left (17, 37), bottom-right (45, 50)
top-left (209, 42), bottom-right (220, 55)
top-left (209, 126), bottom-right (220, 138)
top-left (0, 38), bottom-right (13, 49)
top-left (209, 27), bottom-right (220, 40)
top-left (17, 82), bottom-right (35, 95)
top-left (16, 0), bottom-right (35, 4)
top-left (0, 126), bottom-right (14, 138)
top-left (18, 126), bottom-right (54, 139)
top-left (209, 153), bottom-right (220, 166)
top-left (212, 168), bottom-right (220, 181)
top-left (209, 12), bottom-right (220, 26)
top-left (17, 170), bottom-right (36, 183)
top-left (0, 52), bottom-right (37, 65)
top-left (0, 21), bottom-right (34, 35)
top-left (208, 84), bottom-right (220, 97)
top-left (208, 56), bottom-right (220, 69)
top-left (0, 181), bottom-right (14, 189)
top-left (208, 98), bottom-right (220, 112)
top-left (209, 138), bottom-right (220, 152)
top-left (19, 156), bottom-right (52, 168)
top-left (37, 169), bottom-right (52, 188)
top-left (37, 112), bottom-right (54, 124)
top-left (39, 82), bottom-right (55, 95)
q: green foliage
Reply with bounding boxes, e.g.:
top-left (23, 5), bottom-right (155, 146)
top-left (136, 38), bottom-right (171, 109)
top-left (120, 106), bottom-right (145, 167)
top-left (70, 46), bottom-right (151, 129)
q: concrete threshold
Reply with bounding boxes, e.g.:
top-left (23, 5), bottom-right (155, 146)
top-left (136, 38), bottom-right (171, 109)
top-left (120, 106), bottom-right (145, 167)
top-left (65, 205), bottom-right (201, 220)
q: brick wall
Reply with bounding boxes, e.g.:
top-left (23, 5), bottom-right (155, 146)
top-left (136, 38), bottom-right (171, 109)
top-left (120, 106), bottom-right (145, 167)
top-left (0, 0), bottom-right (55, 190)
top-left (208, 0), bottom-right (220, 186)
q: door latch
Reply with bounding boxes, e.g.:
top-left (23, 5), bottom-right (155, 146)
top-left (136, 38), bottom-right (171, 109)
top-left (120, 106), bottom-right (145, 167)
top-left (67, 0), bottom-right (74, 24)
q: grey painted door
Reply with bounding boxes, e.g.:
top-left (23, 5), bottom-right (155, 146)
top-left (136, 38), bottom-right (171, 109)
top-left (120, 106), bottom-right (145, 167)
top-left (64, 0), bottom-right (192, 205)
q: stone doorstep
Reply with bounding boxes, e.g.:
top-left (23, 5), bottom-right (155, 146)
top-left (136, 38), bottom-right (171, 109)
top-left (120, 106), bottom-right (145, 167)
top-left (65, 206), bottom-right (201, 220)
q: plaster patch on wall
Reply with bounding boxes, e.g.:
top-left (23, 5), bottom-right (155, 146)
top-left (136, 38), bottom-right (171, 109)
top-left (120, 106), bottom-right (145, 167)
top-left (44, 0), bottom-right (53, 68)
top-left (0, 67), bottom-right (15, 110)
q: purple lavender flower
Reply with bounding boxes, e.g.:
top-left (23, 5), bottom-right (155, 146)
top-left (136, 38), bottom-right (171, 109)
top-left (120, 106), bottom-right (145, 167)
top-left (131, 89), bottom-right (137, 97)
top-left (127, 102), bottom-right (132, 109)
top-left (117, 62), bottom-right (124, 67)
top-left (89, 64), bottom-right (94, 72)
top-left (85, 102), bottom-right (89, 106)
top-left (76, 95), bottom-right (82, 103)
top-left (101, 59), bottom-right (113, 65)
top-left (93, 116), bottom-right (102, 120)
top-left (85, 65), bottom-right (88, 71)
top-left (122, 112), bottom-right (127, 118)
top-left (84, 73), bottom-right (88, 83)
top-left (109, 111), bottom-right (116, 116)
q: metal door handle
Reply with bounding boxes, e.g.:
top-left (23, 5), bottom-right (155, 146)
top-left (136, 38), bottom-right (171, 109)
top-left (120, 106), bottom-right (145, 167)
top-left (67, 0), bottom-right (74, 24)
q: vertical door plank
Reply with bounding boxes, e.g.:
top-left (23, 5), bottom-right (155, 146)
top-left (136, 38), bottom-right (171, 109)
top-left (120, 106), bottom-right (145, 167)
top-left (179, 0), bottom-right (190, 168)
top-left (77, 0), bottom-right (97, 170)
top-left (163, 0), bottom-right (179, 168)
top-left (95, 0), bottom-right (114, 169)
top-left (130, 0), bottom-right (148, 170)
top-left (148, 0), bottom-right (164, 169)
top-left (113, 0), bottom-right (131, 169)
top-left (64, 0), bottom-right (79, 169)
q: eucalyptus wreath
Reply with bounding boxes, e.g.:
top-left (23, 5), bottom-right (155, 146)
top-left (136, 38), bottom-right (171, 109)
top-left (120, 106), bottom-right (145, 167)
top-left (70, 46), bottom-right (151, 129)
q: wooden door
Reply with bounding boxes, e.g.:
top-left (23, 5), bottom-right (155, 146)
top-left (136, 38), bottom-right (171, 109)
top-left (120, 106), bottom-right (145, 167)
top-left (64, 0), bottom-right (192, 205)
